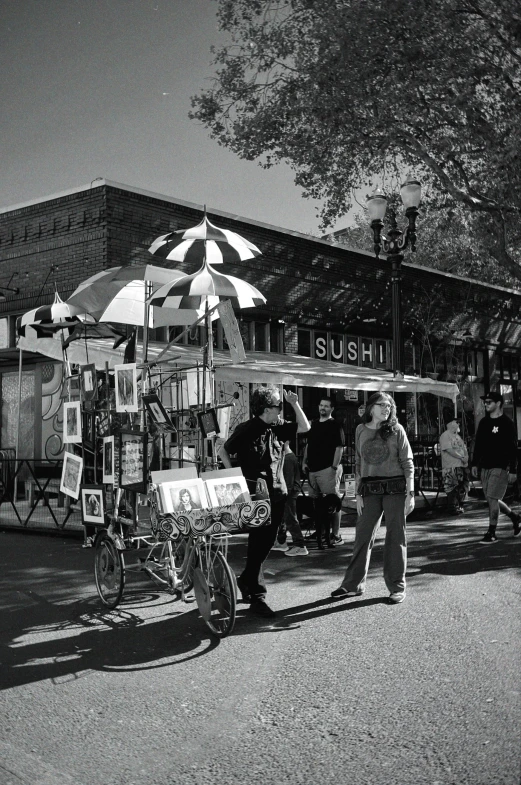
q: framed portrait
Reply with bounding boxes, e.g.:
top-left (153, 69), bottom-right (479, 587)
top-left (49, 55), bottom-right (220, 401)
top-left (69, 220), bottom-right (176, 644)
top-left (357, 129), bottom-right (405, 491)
top-left (158, 478), bottom-right (208, 515)
top-left (80, 363), bottom-right (97, 402)
top-left (114, 363), bottom-right (138, 413)
top-left (60, 451), bottom-right (83, 499)
top-left (119, 430), bottom-right (148, 493)
top-left (63, 401), bottom-right (82, 444)
top-left (197, 408), bottom-right (220, 438)
top-left (142, 393), bottom-right (176, 433)
top-left (102, 435), bottom-right (115, 484)
top-left (202, 471), bottom-right (251, 508)
top-left (80, 484), bottom-right (105, 525)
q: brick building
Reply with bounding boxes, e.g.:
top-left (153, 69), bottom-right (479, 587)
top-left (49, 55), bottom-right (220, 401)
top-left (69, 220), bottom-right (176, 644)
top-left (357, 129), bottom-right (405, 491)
top-left (1, 180), bottom-right (520, 463)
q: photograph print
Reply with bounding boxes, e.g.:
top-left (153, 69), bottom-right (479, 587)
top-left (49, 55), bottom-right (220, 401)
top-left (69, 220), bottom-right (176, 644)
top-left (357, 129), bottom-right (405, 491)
top-left (80, 485), bottom-right (105, 524)
top-left (159, 478), bottom-right (208, 515)
top-left (114, 363), bottom-right (138, 413)
top-left (60, 451), bottom-right (83, 499)
top-left (119, 430), bottom-right (147, 493)
top-left (205, 474), bottom-right (251, 508)
top-left (102, 435), bottom-right (115, 484)
top-left (63, 401), bottom-right (82, 444)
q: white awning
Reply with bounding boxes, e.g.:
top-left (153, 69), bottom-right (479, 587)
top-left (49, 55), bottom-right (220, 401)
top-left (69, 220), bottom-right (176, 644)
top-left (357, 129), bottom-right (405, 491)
top-left (18, 330), bottom-right (458, 403)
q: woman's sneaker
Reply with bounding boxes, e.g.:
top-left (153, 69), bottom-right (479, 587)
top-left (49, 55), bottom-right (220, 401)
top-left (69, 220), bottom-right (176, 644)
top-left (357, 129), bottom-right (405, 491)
top-left (480, 530), bottom-right (498, 543)
top-left (271, 541), bottom-right (289, 552)
top-left (285, 546), bottom-right (309, 557)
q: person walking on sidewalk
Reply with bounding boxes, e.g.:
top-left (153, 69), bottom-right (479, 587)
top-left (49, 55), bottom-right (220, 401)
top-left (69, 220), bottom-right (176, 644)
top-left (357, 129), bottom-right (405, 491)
top-left (439, 418), bottom-right (469, 514)
top-left (219, 386), bottom-right (310, 617)
top-left (272, 441), bottom-right (309, 557)
top-left (331, 392), bottom-right (414, 604)
top-left (302, 396), bottom-right (345, 545)
top-left (472, 391), bottom-right (520, 543)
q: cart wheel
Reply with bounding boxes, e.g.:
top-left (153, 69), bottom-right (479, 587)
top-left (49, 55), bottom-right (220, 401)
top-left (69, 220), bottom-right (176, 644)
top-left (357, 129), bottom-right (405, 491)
top-left (94, 534), bottom-right (125, 609)
top-left (194, 548), bottom-right (236, 638)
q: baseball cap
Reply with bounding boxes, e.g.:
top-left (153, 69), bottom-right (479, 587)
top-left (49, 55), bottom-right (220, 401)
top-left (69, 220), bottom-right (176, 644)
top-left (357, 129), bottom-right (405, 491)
top-left (480, 391), bottom-right (504, 404)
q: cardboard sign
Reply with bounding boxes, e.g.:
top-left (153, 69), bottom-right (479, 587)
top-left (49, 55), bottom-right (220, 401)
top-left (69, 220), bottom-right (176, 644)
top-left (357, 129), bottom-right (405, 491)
top-left (217, 299), bottom-right (246, 363)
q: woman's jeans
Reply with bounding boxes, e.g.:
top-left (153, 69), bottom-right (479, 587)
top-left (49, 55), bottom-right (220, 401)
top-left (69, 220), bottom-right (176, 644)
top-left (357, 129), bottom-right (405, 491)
top-left (340, 493), bottom-right (407, 594)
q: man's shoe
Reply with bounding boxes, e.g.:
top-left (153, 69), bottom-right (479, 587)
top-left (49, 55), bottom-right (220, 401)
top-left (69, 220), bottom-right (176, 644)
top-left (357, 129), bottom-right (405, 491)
top-left (389, 592), bottom-right (405, 604)
top-left (236, 575), bottom-right (251, 603)
top-left (249, 599), bottom-right (277, 618)
top-left (271, 542), bottom-right (289, 552)
top-left (331, 534), bottom-right (343, 545)
top-left (331, 587), bottom-right (363, 598)
top-left (510, 513), bottom-right (521, 536)
top-left (285, 545), bottom-right (309, 557)
top-left (480, 530), bottom-right (498, 543)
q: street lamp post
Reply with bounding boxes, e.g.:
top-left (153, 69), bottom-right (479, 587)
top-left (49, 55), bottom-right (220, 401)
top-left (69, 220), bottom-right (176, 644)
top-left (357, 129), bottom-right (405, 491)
top-left (366, 177), bottom-right (421, 375)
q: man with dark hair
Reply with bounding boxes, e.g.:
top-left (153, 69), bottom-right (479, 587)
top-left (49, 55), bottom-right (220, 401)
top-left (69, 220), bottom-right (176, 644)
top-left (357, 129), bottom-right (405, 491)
top-left (303, 396), bottom-right (345, 545)
top-left (472, 391), bottom-right (520, 543)
top-left (219, 385), bottom-right (310, 617)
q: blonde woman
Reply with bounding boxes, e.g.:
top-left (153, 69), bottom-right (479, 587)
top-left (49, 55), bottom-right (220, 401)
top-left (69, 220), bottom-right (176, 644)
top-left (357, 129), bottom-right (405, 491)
top-left (331, 392), bottom-right (414, 604)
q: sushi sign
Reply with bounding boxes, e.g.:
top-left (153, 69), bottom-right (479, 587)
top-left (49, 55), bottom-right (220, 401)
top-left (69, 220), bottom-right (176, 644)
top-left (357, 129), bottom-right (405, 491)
top-left (314, 332), bottom-right (390, 369)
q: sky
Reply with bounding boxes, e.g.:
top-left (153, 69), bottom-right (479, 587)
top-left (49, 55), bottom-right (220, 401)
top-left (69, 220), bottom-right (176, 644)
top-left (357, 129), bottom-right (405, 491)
top-left (0, 0), bottom-right (361, 236)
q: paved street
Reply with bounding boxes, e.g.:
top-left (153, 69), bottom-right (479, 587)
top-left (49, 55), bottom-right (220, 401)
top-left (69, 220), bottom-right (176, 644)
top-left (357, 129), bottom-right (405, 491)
top-left (0, 506), bottom-right (520, 785)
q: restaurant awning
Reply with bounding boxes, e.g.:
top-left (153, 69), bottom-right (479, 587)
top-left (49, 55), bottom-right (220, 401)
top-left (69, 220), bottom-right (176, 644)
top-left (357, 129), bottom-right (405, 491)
top-left (18, 329), bottom-right (458, 403)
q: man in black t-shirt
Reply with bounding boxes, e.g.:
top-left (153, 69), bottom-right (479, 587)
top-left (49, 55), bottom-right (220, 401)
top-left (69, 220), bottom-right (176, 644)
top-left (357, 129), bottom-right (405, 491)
top-left (303, 397), bottom-right (345, 544)
top-left (220, 385), bottom-right (310, 617)
top-left (472, 391), bottom-right (520, 543)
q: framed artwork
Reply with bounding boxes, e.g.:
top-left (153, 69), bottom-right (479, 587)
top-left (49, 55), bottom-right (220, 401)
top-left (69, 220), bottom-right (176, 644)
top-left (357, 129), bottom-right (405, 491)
top-left (60, 451), bottom-right (83, 499)
top-left (80, 363), bottom-right (97, 402)
top-left (82, 411), bottom-right (95, 450)
top-left (158, 478), bottom-right (208, 514)
top-left (102, 435), bottom-right (115, 484)
top-left (60, 374), bottom-right (81, 400)
top-left (142, 393), bottom-right (176, 433)
top-left (63, 401), bottom-right (82, 444)
top-left (203, 474), bottom-right (251, 507)
top-left (80, 484), bottom-right (105, 525)
top-left (197, 408), bottom-right (220, 438)
top-left (114, 363), bottom-right (138, 413)
top-left (119, 430), bottom-right (148, 493)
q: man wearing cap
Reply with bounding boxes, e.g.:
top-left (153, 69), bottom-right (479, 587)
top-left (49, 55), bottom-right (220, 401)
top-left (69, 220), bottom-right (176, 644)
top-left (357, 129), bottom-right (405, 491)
top-left (439, 417), bottom-right (469, 514)
top-left (472, 391), bottom-right (520, 542)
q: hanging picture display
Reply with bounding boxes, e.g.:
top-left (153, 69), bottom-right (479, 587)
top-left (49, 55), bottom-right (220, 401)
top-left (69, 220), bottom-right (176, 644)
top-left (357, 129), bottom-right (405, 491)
top-left (63, 401), bottom-right (82, 444)
top-left (102, 435), bottom-right (115, 484)
top-left (119, 430), bottom-right (148, 493)
top-left (114, 363), bottom-right (138, 413)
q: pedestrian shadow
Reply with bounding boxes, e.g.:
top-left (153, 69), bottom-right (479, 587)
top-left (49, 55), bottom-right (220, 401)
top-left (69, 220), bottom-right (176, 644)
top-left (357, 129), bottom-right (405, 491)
top-left (232, 595), bottom-right (388, 634)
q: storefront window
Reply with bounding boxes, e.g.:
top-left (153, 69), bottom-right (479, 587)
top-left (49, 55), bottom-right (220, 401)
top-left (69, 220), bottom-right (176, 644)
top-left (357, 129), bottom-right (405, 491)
top-left (297, 329), bottom-right (311, 357)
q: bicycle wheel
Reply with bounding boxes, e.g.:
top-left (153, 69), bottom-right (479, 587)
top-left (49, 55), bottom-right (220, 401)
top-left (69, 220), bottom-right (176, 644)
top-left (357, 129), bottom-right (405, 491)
top-left (94, 534), bottom-right (125, 609)
top-left (194, 547), bottom-right (236, 638)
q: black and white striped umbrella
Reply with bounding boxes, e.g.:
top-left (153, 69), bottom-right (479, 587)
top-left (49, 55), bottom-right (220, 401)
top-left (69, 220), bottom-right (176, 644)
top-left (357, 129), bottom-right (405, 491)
top-left (148, 214), bottom-right (262, 266)
top-left (149, 260), bottom-right (266, 320)
top-left (66, 264), bottom-right (186, 326)
top-left (17, 292), bottom-right (95, 338)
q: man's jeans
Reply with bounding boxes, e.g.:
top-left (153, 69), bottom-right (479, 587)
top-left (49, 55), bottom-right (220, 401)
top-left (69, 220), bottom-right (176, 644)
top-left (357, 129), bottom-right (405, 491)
top-left (240, 498), bottom-right (286, 601)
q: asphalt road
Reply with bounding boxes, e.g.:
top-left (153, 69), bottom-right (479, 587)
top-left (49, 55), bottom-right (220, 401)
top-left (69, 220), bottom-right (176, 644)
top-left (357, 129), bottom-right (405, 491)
top-left (0, 505), bottom-right (520, 785)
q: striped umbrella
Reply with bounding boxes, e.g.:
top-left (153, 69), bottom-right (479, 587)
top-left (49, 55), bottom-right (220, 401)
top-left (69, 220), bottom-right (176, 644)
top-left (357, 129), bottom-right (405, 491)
top-left (148, 214), bottom-right (262, 266)
top-left (66, 264), bottom-right (187, 327)
top-left (17, 292), bottom-right (95, 338)
top-left (149, 260), bottom-right (266, 320)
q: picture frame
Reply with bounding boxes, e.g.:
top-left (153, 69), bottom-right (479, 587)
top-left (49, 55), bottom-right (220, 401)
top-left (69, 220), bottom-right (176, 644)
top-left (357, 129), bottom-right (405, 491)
top-left (202, 470), bottom-right (251, 508)
top-left (119, 430), bottom-right (148, 493)
top-left (197, 407), bottom-right (220, 438)
top-left (63, 401), bottom-right (82, 443)
top-left (158, 478), bottom-right (209, 514)
top-left (60, 374), bottom-right (81, 400)
top-left (114, 363), bottom-right (138, 413)
top-left (80, 363), bottom-right (97, 402)
top-left (60, 451), bottom-right (83, 499)
top-left (102, 435), bottom-right (115, 484)
top-left (82, 410), bottom-right (95, 450)
top-left (80, 484), bottom-right (105, 525)
top-left (142, 393), bottom-right (176, 433)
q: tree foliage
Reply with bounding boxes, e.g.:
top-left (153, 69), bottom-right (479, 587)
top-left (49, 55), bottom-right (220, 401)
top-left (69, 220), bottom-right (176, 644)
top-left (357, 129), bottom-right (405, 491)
top-left (191, 0), bottom-right (521, 282)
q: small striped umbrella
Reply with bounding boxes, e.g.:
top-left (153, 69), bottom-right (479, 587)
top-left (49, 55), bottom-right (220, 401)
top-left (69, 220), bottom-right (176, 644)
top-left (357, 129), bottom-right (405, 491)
top-left (148, 214), bottom-right (262, 266)
top-left (66, 264), bottom-right (187, 326)
top-left (149, 260), bottom-right (266, 320)
top-left (17, 292), bottom-right (95, 339)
